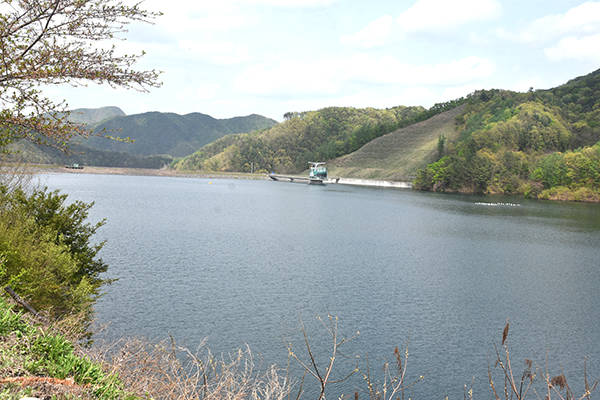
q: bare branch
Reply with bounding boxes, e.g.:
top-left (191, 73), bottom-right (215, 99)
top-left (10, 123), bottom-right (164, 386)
top-left (0, 0), bottom-right (162, 153)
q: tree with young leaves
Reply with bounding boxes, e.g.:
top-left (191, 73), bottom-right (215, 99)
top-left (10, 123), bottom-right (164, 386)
top-left (0, 0), bottom-right (161, 152)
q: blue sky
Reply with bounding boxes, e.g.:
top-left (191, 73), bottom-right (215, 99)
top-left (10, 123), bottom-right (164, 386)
top-left (45, 0), bottom-right (600, 121)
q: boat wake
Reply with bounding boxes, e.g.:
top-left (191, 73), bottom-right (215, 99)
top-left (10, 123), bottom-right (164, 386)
top-left (475, 202), bottom-right (521, 207)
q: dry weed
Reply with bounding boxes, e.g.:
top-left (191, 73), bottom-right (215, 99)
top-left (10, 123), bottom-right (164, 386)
top-left (89, 336), bottom-right (291, 400)
top-left (489, 321), bottom-right (599, 400)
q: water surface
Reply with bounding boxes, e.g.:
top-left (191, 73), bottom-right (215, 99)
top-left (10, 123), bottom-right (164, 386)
top-left (42, 173), bottom-right (600, 399)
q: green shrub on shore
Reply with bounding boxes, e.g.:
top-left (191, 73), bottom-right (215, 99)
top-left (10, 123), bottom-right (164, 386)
top-left (0, 183), bottom-right (112, 336)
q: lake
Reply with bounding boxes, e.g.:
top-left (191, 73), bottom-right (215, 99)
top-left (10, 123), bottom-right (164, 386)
top-left (41, 173), bottom-right (600, 399)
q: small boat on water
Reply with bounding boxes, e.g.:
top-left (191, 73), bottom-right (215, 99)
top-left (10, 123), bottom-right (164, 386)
top-left (268, 161), bottom-right (328, 184)
top-left (308, 162), bottom-right (327, 185)
top-left (65, 163), bottom-right (83, 169)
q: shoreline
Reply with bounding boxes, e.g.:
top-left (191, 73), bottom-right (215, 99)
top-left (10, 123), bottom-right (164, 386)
top-left (23, 165), bottom-right (600, 202)
top-left (31, 165), bottom-right (265, 180)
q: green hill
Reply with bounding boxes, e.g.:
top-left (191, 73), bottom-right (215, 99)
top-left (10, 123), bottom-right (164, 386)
top-left (414, 68), bottom-right (600, 201)
top-left (173, 105), bottom-right (439, 173)
top-left (84, 112), bottom-right (279, 158)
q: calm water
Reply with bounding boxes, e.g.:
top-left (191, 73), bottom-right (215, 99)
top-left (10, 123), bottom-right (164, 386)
top-left (42, 173), bottom-right (600, 399)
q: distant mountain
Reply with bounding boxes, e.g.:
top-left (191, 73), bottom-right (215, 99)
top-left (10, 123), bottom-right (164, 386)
top-left (9, 107), bottom-right (277, 168)
top-left (66, 106), bottom-right (126, 125)
top-left (83, 112), bottom-right (279, 158)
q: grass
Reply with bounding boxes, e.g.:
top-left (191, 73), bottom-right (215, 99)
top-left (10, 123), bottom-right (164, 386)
top-left (328, 106), bottom-right (465, 180)
top-left (0, 296), bottom-right (135, 400)
top-left (0, 294), bottom-right (289, 400)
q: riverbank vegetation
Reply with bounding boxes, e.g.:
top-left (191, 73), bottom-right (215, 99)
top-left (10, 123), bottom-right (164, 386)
top-left (414, 69), bottom-right (600, 200)
top-left (0, 168), bottom-right (111, 338)
top-left (2, 295), bottom-right (598, 400)
top-left (6, 140), bottom-right (175, 169)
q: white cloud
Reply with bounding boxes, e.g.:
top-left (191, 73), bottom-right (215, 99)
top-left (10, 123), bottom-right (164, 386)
top-left (498, 1), bottom-right (600, 43)
top-left (233, 59), bottom-right (340, 97)
top-left (340, 15), bottom-right (394, 48)
top-left (195, 84), bottom-right (221, 100)
top-left (397, 0), bottom-right (502, 33)
top-left (354, 86), bottom-right (437, 109)
top-left (155, 9), bottom-right (252, 35)
top-left (555, 1), bottom-right (600, 33)
top-left (178, 40), bottom-right (250, 65)
top-left (441, 84), bottom-right (482, 101)
top-left (342, 54), bottom-right (495, 86)
top-left (545, 34), bottom-right (600, 63)
top-left (237, 0), bottom-right (338, 6)
top-left (233, 55), bottom-right (495, 98)
top-left (194, 13), bottom-right (251, 31)
top-left (171, 0), bottom-right (338, 9)
top-left (509, 76), bottom-right (550, 93)
top-left (342, 0), bottom-right (501, 48)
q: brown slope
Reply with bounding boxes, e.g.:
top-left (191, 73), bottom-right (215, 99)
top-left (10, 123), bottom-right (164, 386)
top-left (328, 105), bottom-right (465, 180)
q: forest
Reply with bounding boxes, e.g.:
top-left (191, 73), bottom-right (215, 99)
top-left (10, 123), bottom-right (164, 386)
top-left (173, 68), bottom-right (600, 202)
top-left (413, 68), bottom-right (600, 201)
top-left (173, 99), bottom-right (465, 174)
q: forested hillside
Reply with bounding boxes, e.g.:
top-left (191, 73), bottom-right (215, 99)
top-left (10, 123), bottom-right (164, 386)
top-left (84, 112), bottom-right (278, 158)
top-left (8, 109), bottom-right (277, 168)
top-left (414, 68), bottom-right (600, 201)
top-left (172, 104), bottom-right (471, 173)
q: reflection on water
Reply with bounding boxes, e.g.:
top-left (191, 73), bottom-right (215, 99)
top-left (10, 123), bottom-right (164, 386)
top-left (42, 174), bottom-right (600, 399)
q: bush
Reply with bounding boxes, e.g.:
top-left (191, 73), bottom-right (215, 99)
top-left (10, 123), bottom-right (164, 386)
top-left (0, 184), bottom-right (112, 334)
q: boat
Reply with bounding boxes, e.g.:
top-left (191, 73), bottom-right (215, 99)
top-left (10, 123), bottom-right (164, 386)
top-left (268, 162), bottom-right (328, 185)
top-left (65, 163), bottom-right (83, 169)
top-left (308, 162), bottom-right (327, 185)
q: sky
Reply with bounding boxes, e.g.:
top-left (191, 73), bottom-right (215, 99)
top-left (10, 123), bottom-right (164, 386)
top-left (44, 0), bottom-right (600, 122)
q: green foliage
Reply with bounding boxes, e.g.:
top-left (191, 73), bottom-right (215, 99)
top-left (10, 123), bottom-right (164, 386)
top-left (0, 185), bottom-right (111, 327)
top-left (174, 104), bottom-right (468, 174)
top-left (0, 297), bottom-right (135, 399)
top-left (414, 68), bottom-right (600, 200)
top-left (437, 134), bottom-right (446, 158)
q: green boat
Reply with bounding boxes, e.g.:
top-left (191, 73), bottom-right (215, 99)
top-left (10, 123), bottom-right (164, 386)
top-left (308, 162), bottom-right (327, 184)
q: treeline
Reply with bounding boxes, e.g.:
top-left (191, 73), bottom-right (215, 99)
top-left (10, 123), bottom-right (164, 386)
top-left (414, 68), bottom-right (600, 201)
top-left (174, 99), bottom-right (466, 174)
top-left (7, 140), bottom-right (173, 169)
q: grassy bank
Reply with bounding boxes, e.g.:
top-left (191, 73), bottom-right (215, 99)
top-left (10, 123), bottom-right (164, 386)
top-left (0, 294), bottom-right (288, 400)
top-left (2, 296), bottom-right (598, 400)
top-left (0, 296), bottom-right (135, 399)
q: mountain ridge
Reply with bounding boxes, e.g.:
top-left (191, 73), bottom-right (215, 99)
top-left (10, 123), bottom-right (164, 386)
top-left (82, 111), bottom-right (278, 158)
